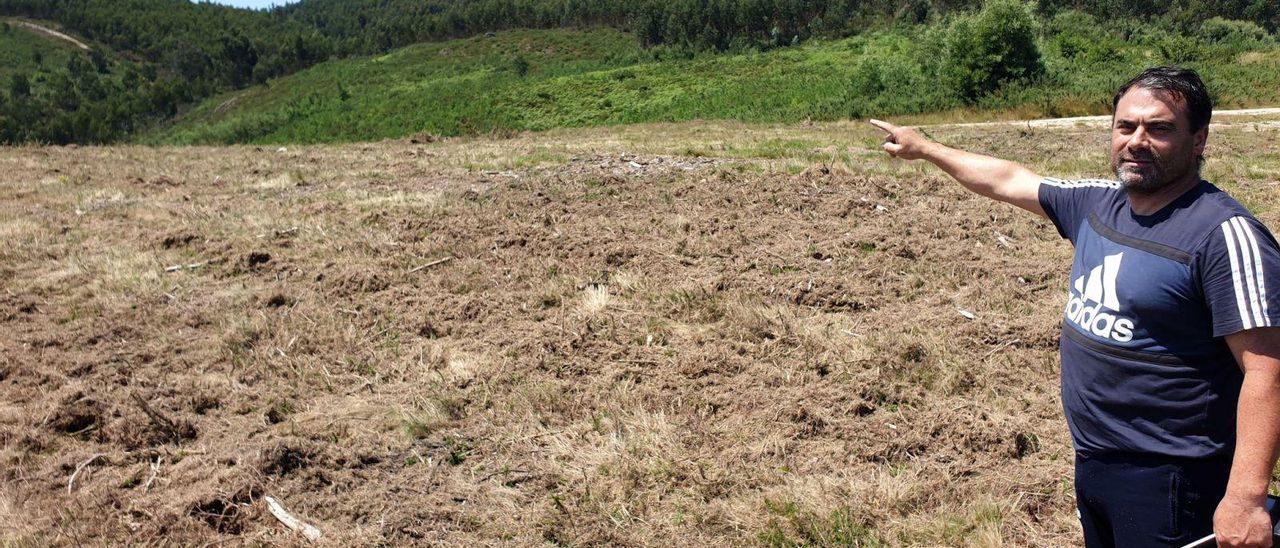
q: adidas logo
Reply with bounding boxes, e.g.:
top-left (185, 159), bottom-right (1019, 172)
top-left (1065, 252), bottom-right (1135, 343)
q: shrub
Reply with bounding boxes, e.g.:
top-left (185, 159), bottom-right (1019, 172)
top-left (1045, 10), bottom-right (1121, 63)
top-left (1158, 35), bottom-right (1204, 63)
top-left (1198, 17), bottom-right (1270, 46)
top-left (512, 55), bottom-right (530, 77)
top-left (9, 73), bottom-right (31, 98)
top-left (942, 0), bottom-right (1045, 102)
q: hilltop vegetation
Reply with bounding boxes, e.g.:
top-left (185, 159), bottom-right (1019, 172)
top-left (1, 0), bottom-right (1279, 144)
top-left (155, 4), bottom-right (1280, 145)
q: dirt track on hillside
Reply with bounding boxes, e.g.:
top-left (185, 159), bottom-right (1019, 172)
top-left (9, 20), bottom-right (91, 51)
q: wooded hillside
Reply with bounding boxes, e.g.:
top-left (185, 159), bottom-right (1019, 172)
top-left (0, 0), bottom-right (1276, 144)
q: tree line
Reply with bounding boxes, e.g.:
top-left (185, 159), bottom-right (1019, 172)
top-left (0, 0), bottom-right (1276, 144)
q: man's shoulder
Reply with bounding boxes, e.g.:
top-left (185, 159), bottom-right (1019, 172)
top-left (1036, 177), bottom-right (1126, 241)
top-left (1184, 180), bottom-right (1274, 255)
top-left (1194, 181), bottom-right (1254, 217)
top-left (1184, 181), bottom-right (1258, 228)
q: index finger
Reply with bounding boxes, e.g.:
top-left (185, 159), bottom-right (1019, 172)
top-left (868, 119), bottom-right (897, 134)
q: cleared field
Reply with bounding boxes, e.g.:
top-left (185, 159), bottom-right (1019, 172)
top-left (3, 116), bottom-right (1280, 545)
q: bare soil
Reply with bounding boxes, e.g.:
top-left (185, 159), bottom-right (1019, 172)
top-left (8, 20), bottom-right (91, 51)
top-left (3, 119), bottom-right (1277, 546)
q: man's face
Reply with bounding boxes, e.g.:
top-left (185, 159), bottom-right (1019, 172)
top-left (1110, 87), bottom-right (1207, 193)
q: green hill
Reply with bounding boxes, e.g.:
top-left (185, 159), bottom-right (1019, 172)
top-left (5, 1), bottom-right (1280, 145)
top-left (151, 28), bottom-right (645, 144)
top-left (152, 16), bottom-right (1280, 146)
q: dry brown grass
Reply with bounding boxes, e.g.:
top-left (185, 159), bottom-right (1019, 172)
top-left (3, 115), bottom-right (1280, 546)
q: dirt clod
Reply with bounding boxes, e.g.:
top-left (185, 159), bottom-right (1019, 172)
top-left (188, 485), bottom-right (259, 534)
top-left (1015, 432), bottom-right (1042, 458)
top-left (49, 397), bottom-right (104, 436)
top-left (327, 269), bottom-right (389, 295)
top-left (264, 294), bottom-right (293, 308)
top-left (245, 251), bottom-right (271, 266)
top-left (259, 440), bottom-right (321, 476)
top-left (161, 233), bottom-right (199, 249)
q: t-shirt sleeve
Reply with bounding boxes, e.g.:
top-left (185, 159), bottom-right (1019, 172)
top-left (1037, 178), bottom-right (1118, 243)
top-left (1199, 215), bottom-right (1280, 337)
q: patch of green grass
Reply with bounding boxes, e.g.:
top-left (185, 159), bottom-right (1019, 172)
top-left (445, 436), bottom-right (472, 465)
top-left (505, 148), bottom-right (567, 169)
top-left (759, 501), bottom-right (885, 547)
top-left (769, 264), bottom-right (801, 275)
top-left (399, 408), bottom-right (441, 440)
top-left (743, 138), bottom-right (821, 160)
top-left (894, 501), bottom-right (1005, 546)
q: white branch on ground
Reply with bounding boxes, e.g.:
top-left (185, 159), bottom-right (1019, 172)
top-left (67, 453), bottom-right (105, 494)
top-left (407, 256), bottom-right (453, 273)
top-left (265, 495), bottom-right (322, 542)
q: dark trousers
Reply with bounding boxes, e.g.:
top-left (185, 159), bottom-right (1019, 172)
top-left (1075, 452), bottom-right (1233, 547)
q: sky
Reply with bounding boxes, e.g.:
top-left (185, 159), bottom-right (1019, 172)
top-left (193, 0), bottom-right (299, 10)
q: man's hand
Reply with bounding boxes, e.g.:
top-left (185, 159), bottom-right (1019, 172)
top-left (1214, 494), bottom-right (1272, 547)
top-left (869, 119), bottom-right (933, 161)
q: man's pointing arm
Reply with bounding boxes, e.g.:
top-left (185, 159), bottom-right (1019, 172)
top-left (870, 119), bottom-right (1046, 218)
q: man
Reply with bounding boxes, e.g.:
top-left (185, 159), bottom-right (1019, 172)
top-left (871, 67), bottom-right (1280, 547)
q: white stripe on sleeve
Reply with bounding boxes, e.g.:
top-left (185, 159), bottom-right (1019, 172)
top-left (1230, 217), bottom-right (1267, 328)
top-left (1237, 218), bottom-right (1271, 327)
top-left (1221, 220), bottom-right (1253, 329)
top-left (1041, 177), bottom-right (1122, 189)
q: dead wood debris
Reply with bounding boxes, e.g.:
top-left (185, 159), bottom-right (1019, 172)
top-left (407, 256), bottom-right (454, 273)
top-left (67, 453), bottom-right (105, 494)
top-left (264, 495), bottom-right (322, 542)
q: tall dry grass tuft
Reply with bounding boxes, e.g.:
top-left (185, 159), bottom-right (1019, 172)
top-left (578, 285), bottom-right (612, 317)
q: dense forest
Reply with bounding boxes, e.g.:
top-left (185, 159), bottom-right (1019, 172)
top-left (0, 0), bottom-right (1277, 144)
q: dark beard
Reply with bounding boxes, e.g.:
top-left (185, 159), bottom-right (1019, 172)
top-left (1114, 153), bottom-right (1201, 195)
top-left (1117, 167), bottom-right (1166, 194)
top-left (1113, 150), bottom-right (1170, 194)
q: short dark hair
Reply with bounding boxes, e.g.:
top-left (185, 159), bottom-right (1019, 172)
top-left (1112, 67), bottom-right (1213, 133)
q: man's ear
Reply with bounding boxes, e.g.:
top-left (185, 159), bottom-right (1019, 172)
top-left (1193, 125), bottom-right (1208, 158)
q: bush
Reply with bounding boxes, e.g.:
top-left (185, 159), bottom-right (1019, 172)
top-left (942, 0), bottom-right (1045, 102)
top-left (1042, 9), bottom-right (1102, 40)
top-left (1198, 17), bottom-right (1269, 46)
top-left (1044, 10), bottom-right (1121, 63)
top-left (1158, 35), bottom-right (1204, 63)
top-left (512, 55), bottom-right (530, 77)
top-left (1054, 34), bottom-right (1121, 64)
top-left (9, 73), bottom-right (31, 98)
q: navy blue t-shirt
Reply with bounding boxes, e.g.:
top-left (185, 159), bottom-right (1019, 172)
top-left (1040, 178), bottom-right (1280, 458)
